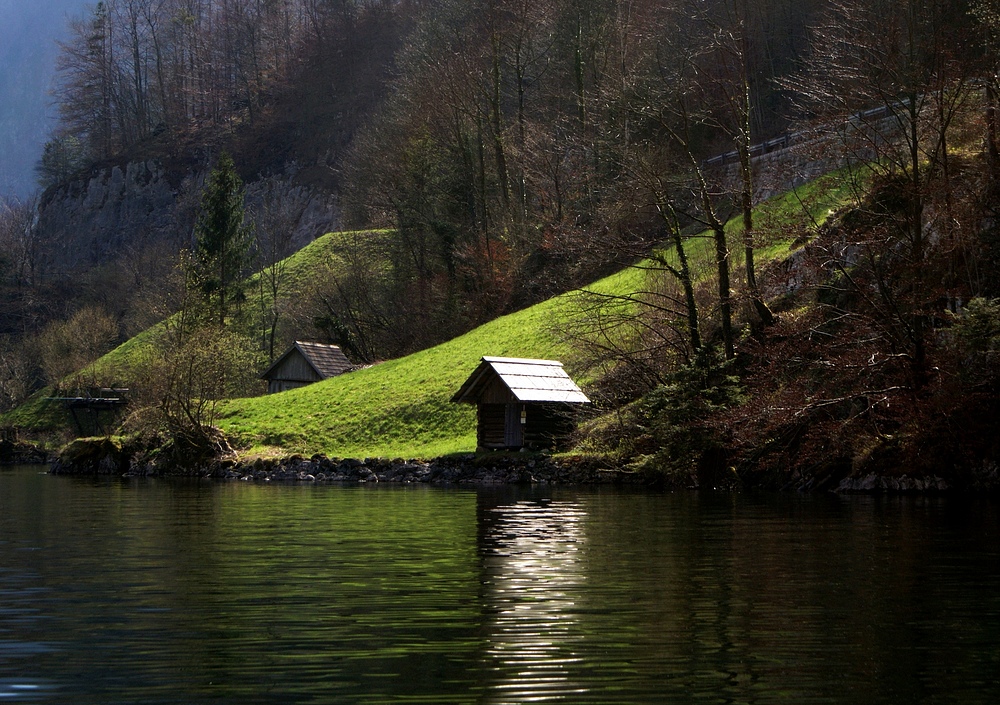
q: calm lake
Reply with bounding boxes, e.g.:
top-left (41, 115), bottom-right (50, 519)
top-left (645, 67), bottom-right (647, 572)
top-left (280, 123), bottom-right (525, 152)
top-left (1, 465), bottom-right (998, 704)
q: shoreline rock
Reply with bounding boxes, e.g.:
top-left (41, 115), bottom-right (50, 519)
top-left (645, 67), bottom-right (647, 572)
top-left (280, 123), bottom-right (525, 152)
top-left (49, 438), bottom-right (661, 486)
top-left (0, 434), bottom-right (49, 466)
top-left (145, 453), bottom-right (661, 487)
top-left (834, 474), bottom-right (952, 493)
top-left (47, 436), bottom-right (1000, 493)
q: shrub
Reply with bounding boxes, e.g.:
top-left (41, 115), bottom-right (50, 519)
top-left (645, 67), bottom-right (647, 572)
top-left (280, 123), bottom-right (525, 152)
top-left (634, 349), bottom-right (744, 484)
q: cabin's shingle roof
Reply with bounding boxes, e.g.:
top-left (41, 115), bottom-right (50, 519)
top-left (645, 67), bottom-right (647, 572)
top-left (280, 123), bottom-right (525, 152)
top-left (451, 356), bottom-right (590, 404)
top-left (295, 341), bottom-right (352, 378)
top-left (261, 341), bottom-right (352, 381)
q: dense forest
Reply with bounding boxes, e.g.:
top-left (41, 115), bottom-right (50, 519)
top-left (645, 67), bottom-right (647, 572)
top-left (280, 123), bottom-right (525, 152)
top-left (3, 0), bottom-right (1000, 485)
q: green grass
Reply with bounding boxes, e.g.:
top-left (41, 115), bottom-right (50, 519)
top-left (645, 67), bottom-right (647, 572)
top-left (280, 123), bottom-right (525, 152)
top-left (215, 170), bottom-right (860, 459)
top-left (215, 294), bottom-right (582, 459)
top-left (94, 230), bottom-right (390, 379)
top-left (3, 172), bottom-right (863, 457)
top-left (1, 231), bottom-right (388, 434)
top-left (690, 168), bottom-right (862, 278)
top-left (0, 389), bottom-right (73, 434)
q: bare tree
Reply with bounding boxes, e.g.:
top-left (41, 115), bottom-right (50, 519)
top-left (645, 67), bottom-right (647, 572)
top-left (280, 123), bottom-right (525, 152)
top-left (698, 0), bottom-right (778, 327)
top-left (56, 1), bottom-right (117, 158)
top-left (127, 318), bottom-right (262, 452)
top-left (790, 0), bottom-right (981, 385)
top-left (301, 230), bottom-right (397, 362)
top-left (36, 306), bottom-right (120, 389)
top-left (0, 336), bottom-right (37, 412)
top-left (635, 14), bottom-right (739, 359)
top-left (51, 0), bottom-right (313, 161)
top-left (0, 196), bottom-right (40, 295)
top-left (251, 178), bottom-right (306, 361)
top-left (973, 0), bottom-right (1000, 185)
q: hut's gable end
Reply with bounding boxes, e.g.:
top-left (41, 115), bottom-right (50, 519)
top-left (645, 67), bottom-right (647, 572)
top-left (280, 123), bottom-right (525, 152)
top-left (269, 353), bottom-right (323, 385)
top-left (478, 375), bottom-right (517, 404)
top-left (261, 341), bottom-right (352, 394)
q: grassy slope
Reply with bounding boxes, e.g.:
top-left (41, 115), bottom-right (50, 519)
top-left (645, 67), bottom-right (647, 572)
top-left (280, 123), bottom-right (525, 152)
top-left (215, 171), bottom-right (858, 459)
top-left (2, 171), bottom-right (858, 457)
top-left (216, 297), bottom-right (580, 458)
top-left (0, 230), bottom-right (380, 431)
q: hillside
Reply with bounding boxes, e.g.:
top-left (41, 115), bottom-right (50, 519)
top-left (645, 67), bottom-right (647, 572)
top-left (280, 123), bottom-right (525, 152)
top-left (9, 139), bottom-right (1000, 492)
top-left (5, 1), bottom-right (1000, 490)
top-left (215, 300), bottom-right (572, 459)
top-left (2, 0), bottom-right (831, 404)
top-left (212, 171), bottom-right (855, 460)
top-left (1, 166), bottom-right (854, 462)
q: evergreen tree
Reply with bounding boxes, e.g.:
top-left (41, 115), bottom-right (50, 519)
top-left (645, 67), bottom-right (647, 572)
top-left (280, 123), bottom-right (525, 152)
top-left (192, 152), bottom-right (254, 328)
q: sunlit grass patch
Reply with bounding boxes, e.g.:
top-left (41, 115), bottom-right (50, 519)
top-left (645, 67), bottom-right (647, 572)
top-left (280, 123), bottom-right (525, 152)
top-left (3, 174), bottom-right (862, 457)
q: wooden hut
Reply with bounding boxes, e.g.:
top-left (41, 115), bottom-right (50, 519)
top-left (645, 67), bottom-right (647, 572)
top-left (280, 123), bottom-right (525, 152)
top-left (260, 341), bottom-right (352, 393)
top-left (451, 356), bottom-right (590, 450)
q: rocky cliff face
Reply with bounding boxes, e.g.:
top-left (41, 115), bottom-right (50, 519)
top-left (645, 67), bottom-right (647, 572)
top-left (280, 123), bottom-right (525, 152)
top-left (36, 161), bottom-right (189, 273)
top-left (35, 160), bottom-right (340, 274)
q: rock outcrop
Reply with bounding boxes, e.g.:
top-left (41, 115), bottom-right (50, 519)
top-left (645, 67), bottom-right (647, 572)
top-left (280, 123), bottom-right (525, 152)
top-left (35, 160), bottom-right (339, 273)
top-left (50, 436), bottom-right (130, 474)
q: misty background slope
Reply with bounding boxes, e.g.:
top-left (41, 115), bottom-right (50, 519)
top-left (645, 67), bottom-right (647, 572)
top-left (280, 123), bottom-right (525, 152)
top-left (0, 0), bottom-right (89, 199)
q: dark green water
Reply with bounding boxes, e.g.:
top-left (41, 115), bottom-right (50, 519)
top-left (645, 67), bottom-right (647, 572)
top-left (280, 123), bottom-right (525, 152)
top-left (1, 466), bottom-right (998, 704)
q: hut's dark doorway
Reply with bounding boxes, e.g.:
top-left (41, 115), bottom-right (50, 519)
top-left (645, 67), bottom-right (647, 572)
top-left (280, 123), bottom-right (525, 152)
top-left (504, 403), bottom-right (523, 448)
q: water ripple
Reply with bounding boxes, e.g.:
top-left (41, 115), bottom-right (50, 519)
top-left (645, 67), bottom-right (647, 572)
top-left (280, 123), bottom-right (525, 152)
top-left (1, 470), bottom-right (998, 704)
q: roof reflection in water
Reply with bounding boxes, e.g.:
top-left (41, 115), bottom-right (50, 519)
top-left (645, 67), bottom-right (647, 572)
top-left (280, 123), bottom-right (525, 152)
top-left (480, 499), bottom-right (589, 704)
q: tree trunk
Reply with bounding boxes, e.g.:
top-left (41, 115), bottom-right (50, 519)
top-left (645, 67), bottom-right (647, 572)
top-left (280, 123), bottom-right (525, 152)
top-left (740, 152), bottom-right (775, 328)
top-left (674, 228), bottom-right (701, 353)
top-left (714, 224), bottom-right (735, 360)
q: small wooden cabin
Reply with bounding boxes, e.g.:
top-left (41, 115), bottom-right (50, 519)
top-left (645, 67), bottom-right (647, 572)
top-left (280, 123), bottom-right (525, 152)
top-left (260, 341), bottom-right (352, 394)
top-left (451, 356), bottom-right (590, 451)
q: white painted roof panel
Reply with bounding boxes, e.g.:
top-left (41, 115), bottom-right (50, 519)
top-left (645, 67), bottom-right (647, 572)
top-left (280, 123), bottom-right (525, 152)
top-left (452, 356), bottom-right (590, 404)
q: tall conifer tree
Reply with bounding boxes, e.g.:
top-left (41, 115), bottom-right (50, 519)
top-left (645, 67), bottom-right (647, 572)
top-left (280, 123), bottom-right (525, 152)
top-left (193, 152), bottom-right (254, 328)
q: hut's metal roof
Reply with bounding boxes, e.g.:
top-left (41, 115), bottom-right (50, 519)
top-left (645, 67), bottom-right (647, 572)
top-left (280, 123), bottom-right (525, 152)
top-left (260, 341), bottom-right (352, 381)
top-left (451, 356), bottom-right (590, 404)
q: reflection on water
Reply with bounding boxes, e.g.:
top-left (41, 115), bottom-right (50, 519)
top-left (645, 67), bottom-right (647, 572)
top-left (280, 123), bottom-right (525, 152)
top-left (0, 681), bottom-right (53, 701)
top-left (0, 565), bottom-right (57, 701)
top-left (1, 467), bottom-right (999, 704)
top-left (480, 499), bottom-right (588, 703)
top-left (0, 472), bottom-right (486, 704)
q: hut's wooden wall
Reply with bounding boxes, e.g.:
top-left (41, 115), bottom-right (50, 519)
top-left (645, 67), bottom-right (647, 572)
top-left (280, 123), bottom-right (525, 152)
top-left (478, 404), bottom-right (508, 448)
top-left (268, 379), bottom-right (312, 394)
top-left (265, 352), bottom-right (321, 393)
top-left (477, 402), bottom-right (575, 450)
top-left (523, 404), bottom-right (575, 449)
